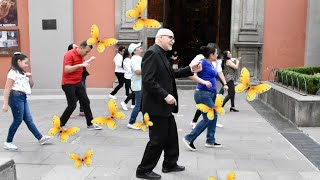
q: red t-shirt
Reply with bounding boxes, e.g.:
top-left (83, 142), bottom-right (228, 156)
top-left (62, 49), bottom-right (83, 85)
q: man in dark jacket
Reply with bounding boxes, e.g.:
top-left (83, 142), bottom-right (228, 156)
top-left (136, 28), bottom-right (202, 179)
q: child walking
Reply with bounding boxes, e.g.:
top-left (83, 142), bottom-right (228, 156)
top-left (2, 52), bottom-right (52, 150)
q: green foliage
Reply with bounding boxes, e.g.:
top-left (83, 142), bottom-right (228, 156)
top-left (275, 66), bottom-right (320, 95)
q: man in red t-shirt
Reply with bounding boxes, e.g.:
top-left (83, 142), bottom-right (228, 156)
top-left (60, 41), bottom-right (102, 130)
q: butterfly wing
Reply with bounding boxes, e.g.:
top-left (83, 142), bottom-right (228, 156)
top-left (227, 171), bottom-right (236, 180)
top-left (207, 109), bottom-right (215, 120)
top-left (133, 18), bottom-right (145, 31)
top-left (83, 149), bottom-right (93, 167)
top-left (142, 18), bottom-right (161, 29)
top-left (108, 99), bottom-right (118, 114)
top-left (235, 67), bottom-right (250, 93)
top-left (60, 127), bottom-right (80, 142)
top-left (48, 116), bottom-right (61, 136)
top-left (144, 113), bottom-right (153, 126)
top-left (69, 153), bottom-right (83, 168)
top-left (196, 104), bottom-right (211, 113)
top-left (133, 122), bottom-right (147, 132)
top-left (247, 84), bottom-right (271, 101)
top-left (214, 94), bottom-right (225, 115)
top-left (208, 177), bottom-right (217, 180)
top-left (96, 38), bottom-right (118, 53)
top-left (105, 117), bottom-right (117, 130)
top-left (92, 116), bottom-right (109, 125)
top-left (112, 112), bottom-right (126, 120)
top-left (87, 24), bottom-right (99, 45)
top-left (126, 0), bottom-right (147, 18)
top-left (101, 38), bottom-right (118, 47)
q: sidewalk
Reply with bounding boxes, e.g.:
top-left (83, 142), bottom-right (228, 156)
top-left (0, 89), bottom-right (319, 180)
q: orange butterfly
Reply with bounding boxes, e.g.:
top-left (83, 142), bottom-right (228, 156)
top-left (126, 0), bottom-right (161, 31)
top-left (69, 149), bottom-right (93, 169)
top-left (86, 24), bottom-right (118, 53)
top-left (196, 94), bottom-right (225, 120)
top-left (235, 67), bottom-right (271, 101)
top-left (133, 113), bottom-right (153, 131)
top-left (91, 99), bottom-right (126, 130)
top-left (48, 116), bottom-right (79, 142)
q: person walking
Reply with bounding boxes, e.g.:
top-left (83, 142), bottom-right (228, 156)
top-left (183, 44), bottom-right (226, 151)
top-left (109, 46), bottom-right (126, 100)
top-left (120, 48), bottom-right (135, 111)
top-left (2, 52), bottom-right (52, 150)
top-left (189, 43), bottom-right (228, 129)
top-left (221, 50), bottom-right (240, 112)
top-left (136, 28), bottom-right (202, 179)
top-left (126, 42), bottom-right (143, 130)
top-left (59, 41), bottom-right (102, 130)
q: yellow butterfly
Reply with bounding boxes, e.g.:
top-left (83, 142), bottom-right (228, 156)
top-left (48, 116), bottom-right (80, 142)
top-left (91, 99), bottom-right (126, 130)
top-left (208, 171), bottom-right (236, 180)
top-left (235, 67), bottom-right (271, 101)
top-left (69, 149), bottom-right (93, 169)
top-left (196, 94), bottom-right (225, 120)
top-left (126, 0), bottom-right (161, 31)
top-left (86, 24), bottom-right (118, 53)
top-left (133, 113), bottom-right (153, 131)
top-left (227, 171), bottom-right (236, 180)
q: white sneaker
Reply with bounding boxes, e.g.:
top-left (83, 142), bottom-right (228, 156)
top-left (205, 142), bottom-right (222, 148)
top-left (108, 94), bottom-right (117, 100)
top-left (130, 105), bottom-right (135, 109)
top-left (39, 135), bottom-right (53, 145)
top-left (216, 123), bottom-right (224, 128)
top-left (121, 101), bottom-right (128, 111)
top-left (127, 124), bottom-right (140, 130)
top-left (87, 124), bottom-right (102, 130)
top-left (4, 142), bottom-right (18, 150)
top-left (190, 122), bottom-right (197, 129)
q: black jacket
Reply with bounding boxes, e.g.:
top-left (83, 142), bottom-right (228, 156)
top-left (141, 44), bottom-right (193, 117)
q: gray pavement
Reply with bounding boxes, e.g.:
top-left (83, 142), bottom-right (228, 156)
top-left (0, 89), bottom-right (320, 180)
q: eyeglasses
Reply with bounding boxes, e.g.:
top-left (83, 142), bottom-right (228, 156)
top-left (161, 35), bottom-right (175, 41)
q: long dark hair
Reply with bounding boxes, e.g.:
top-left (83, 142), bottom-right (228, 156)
top-left (200, 45), bottom-right (217, 59)
top-left (11, 52), bottom-right (27, 74)
top-left (122, 49), bottom-right (130, 68)
top-left (221, 50), bottom-right (231, 70)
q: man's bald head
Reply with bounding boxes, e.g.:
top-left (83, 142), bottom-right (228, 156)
top-left (155, 28), bottom-right (175, 51)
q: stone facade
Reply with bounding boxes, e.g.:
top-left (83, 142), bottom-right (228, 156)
top-left (115, 0), bottom-right (265, 80)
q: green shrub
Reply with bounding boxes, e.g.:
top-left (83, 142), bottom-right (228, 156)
top-left (275, 66), bottom-right (320, 95)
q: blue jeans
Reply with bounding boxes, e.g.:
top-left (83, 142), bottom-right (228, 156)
top-left (185, 89), bottom-right (217, 145)
top-left (6, 91), bottom-right (43, 142)
top-left (129, 91), bottom-right (142, 124)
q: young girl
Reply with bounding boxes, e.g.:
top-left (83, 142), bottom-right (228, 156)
top-left (2, 52), bottom-right (52, 150)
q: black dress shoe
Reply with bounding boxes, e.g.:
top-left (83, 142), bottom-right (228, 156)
top-left (136, 171), bottom-right (161, 179)
top-left (162, 165), bottom-right (185, 173)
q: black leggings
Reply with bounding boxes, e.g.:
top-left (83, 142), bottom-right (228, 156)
top-left (110, 72), bottom-right (126, 95)
top-left (222, 80), bottom-right (235, 108)
top-left (124, 78), bottom-right (135, 105)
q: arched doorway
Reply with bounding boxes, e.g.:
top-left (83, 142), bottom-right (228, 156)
top-left (148, 0), bottom-right (232, 66)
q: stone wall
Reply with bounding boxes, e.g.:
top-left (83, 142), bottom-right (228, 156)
top-left (259, 82), bottom-right (320, 127)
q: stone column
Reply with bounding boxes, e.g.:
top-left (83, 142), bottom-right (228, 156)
top-left (116, 0), bottom-right (141, 47)
top-left (232, 0), bottom-right (264, 80)
top-left (304, 0), bottom-right (320, 66)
